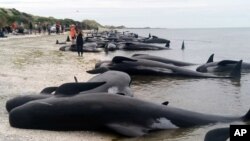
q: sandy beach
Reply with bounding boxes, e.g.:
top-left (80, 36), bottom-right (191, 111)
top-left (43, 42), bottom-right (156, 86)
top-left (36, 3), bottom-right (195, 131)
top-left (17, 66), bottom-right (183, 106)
top-left (0, 34), bottom-right (114, 141)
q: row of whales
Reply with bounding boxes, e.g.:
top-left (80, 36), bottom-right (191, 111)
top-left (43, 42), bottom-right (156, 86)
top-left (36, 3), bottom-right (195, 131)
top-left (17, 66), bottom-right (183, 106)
top-left (6, 53), bottom-right (249, 139)
top-left (57, 31), bottom-right (171, 52)
top-left (87, 55), bottom-right (242, 79)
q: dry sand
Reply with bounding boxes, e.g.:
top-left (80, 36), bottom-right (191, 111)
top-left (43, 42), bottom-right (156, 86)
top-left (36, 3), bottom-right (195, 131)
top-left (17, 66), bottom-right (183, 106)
top-left (0, 34), bottom-right (114, 141)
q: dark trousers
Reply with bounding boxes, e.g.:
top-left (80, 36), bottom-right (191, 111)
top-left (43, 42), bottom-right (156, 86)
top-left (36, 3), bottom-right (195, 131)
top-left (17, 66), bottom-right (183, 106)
top-left (77, 45), bottom-right (83, 56)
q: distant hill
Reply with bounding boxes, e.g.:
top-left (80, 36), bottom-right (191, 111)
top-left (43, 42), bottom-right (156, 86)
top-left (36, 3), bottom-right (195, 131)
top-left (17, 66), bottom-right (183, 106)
top-left (0, 7), bottom-right (125, 30)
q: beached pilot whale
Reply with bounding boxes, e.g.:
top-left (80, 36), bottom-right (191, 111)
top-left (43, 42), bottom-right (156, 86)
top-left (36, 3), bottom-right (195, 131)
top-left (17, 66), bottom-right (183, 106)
top-left (204, 127), bottom-right (229, 141)
top-left (6, 71), bottom-right (133, 112)
top-left (143, 36), bottom-right (170, 47)
top-left (87, 56), bottom-right (242, 79)
top-left (5, 82), bottom-right (105, 112)
top-left (9, 93), bottom-right (250, 137)
top-left (121, 42), bottom-right (169, 50)
top-left (132, 54), bottom-right (196, 66)
top-left (196, 54), bottom-right (250, 72)
top-left (53, 71), bottom-right (133, 96)
top-left (59, 44), bottom-right (101, 52)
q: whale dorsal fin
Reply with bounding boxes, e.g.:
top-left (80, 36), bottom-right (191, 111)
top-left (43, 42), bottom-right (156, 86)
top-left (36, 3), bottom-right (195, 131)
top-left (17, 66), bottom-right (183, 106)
top-left (218, 60), bottom-right (238, 66)
top-left (162, 101), bottom-right (169, 106)
top-left (112, 56), bottom-right (137, 63)
top-left (74, 76), bottom-right (78, 83)
top-left (106, 123), bottom-right (148, 137)
top-left (55, 82), bottom-right (106, 95)
top-left (207, 54), bottom-right (214, 63)
top-left (181, 41), bottom-right (185, 50)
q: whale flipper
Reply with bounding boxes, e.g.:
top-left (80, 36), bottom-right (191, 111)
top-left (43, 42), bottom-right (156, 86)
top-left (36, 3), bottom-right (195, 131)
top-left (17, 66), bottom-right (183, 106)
top-left (112, 56), bottom-right (137, 63)
top-left (55, 82), bottom-right (106, 95)
top-left (207, 54), bottom-right (214, 63)
top-left (204, 128), bottom-right (229, 141)
top-left (87, 67), bottom-right (109, 74)
top-left (106, 123), bottom-right (148, 137)
top-left (131, 54), bottom-right (148, 57)
top-left (162, 101), bottom-right (169, 105)
top-left (40, 87), bottom-right (58, 94)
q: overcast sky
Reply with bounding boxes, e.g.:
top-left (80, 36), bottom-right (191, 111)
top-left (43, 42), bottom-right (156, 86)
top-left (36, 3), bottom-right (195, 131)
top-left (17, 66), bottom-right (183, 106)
top-left (1, 0), bottom-right (250, 28)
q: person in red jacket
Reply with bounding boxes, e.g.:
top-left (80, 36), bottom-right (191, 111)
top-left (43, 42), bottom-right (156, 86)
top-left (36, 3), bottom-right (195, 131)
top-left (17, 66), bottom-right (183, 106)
top-left (70, 24), bottom-right (76, 44)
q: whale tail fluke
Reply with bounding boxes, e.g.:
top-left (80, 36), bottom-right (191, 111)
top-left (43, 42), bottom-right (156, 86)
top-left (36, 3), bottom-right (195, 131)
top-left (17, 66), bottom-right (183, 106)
top-left (243, 108), bottom-right (250, 121)
top-left (229, 60), bottom-right (242, 78)
top-left (207, 54), bottom-right (214, 63)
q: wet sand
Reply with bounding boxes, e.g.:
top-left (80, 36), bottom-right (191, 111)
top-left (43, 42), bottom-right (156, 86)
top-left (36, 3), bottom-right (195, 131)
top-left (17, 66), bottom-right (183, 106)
top-left (0, 34), bottom-right (114, 141)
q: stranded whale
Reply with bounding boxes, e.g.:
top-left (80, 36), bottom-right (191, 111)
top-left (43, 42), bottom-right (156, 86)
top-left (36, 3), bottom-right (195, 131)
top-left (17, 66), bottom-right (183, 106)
top-left (88, 56), bottom-right (242, 79)
top-left (9, 93), bottom-right (250, 137)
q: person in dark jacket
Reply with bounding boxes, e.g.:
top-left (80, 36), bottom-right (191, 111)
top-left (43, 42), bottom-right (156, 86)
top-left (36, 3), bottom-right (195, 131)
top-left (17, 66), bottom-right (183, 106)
top-left (76, 31), bottom-right (84, 56)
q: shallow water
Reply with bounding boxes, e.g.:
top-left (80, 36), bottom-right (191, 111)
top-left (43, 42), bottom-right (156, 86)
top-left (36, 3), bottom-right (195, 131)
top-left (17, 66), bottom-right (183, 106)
top-left (1, 28), bottom-right (250, 141)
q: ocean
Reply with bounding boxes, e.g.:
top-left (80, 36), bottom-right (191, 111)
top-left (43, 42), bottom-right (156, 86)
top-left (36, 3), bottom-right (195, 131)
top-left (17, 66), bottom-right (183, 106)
top-left (1, 28), bottom-right (250, 141)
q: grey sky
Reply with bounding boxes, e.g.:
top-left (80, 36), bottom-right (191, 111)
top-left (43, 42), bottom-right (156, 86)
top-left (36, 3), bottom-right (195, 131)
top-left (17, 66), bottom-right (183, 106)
top-left (1, 0), bottom-right (250, 28)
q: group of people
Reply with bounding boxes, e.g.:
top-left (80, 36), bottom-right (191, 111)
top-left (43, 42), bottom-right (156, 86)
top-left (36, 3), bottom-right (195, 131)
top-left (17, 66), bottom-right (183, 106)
top-left (70, 24), bottom-right (84, 57)
top-left (29, 22), bottom-right (65, 35)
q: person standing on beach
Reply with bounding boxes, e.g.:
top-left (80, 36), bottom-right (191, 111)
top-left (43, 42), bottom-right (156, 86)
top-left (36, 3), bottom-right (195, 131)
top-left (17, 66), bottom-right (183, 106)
top-left (42, 23), bottom-right (47, 34)
top-left (34, 23), bottom-right (38, 34)
top-left (29, 22), bottom-right (33, 34)
top-left (47, 24), bottom-right (51, 35)
top-left (56, 22), bottom-right (60, 34)
top-left (70, 24), bottom-right (76, 44)
top-left (76, 31), bottom-right (84, 57)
